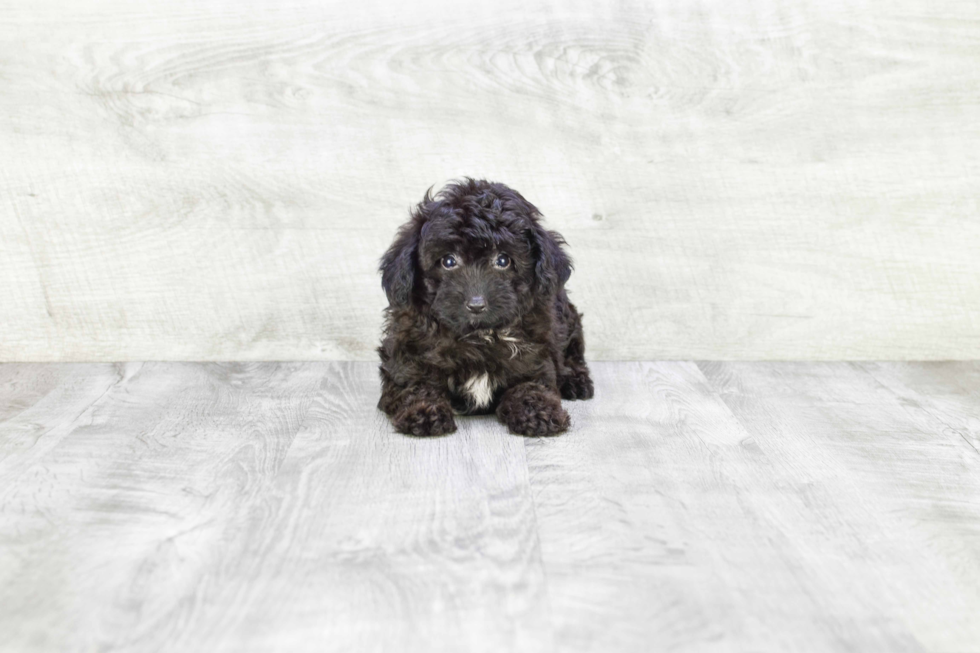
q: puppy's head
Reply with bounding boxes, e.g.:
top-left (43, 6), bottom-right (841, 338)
top-left (380, 178), bottom-right (571, 334)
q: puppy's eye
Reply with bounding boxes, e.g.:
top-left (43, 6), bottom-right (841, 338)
top-left (441, 255), bottom-right (458, 270)
top-left (493, 253), bottom-right (511, 269)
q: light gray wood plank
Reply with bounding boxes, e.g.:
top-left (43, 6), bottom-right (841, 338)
top-left (0, 363), bottom-right (107, 422)
top-left (174, 363), bottom-right (551, 653)
top-left (0, 362), bottom-right (328, 653)
top-left (2, 0), bottom-right (979, 361)
top-left (0, 363), bottom-right (127, 479)
top-left (859, 362), bottom-right (980, 454)
top-left (4, 362), bottom-right (980, 652)
top-left (528, 361), bottom-right (980, 651)
top-left (697, 361), bottom-right (980, 652)
top-left (0, 362), bottom-right (550, 653)
top-left (527, 361), bottom-right (763, 652)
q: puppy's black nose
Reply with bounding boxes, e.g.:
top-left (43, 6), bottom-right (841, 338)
top-left (466, 295), bottom-right (487, 314)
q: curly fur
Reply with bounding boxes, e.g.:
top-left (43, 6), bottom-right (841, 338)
top-left (377, 178), bottom-right (593, 437)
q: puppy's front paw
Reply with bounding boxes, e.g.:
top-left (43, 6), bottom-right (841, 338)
top-left (560, 368), bottom-right (594, 400)
top-left (394, 401), bottom-right (457, 437)
top-left (497, 386), bottom-right (570, 437)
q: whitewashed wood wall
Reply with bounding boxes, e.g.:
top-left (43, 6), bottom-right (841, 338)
top-left (2, 0), bottom-right (978, 361)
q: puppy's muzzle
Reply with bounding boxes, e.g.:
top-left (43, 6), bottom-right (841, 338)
top-left (465, 295), bottom-right (487, 314)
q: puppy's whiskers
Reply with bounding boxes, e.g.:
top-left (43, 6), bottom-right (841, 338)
top-left (458, 328), bottom-right (495, 345)
top-left (458, 327), bottom-right (528, 359)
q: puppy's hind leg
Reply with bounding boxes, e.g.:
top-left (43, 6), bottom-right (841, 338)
top-left (558, 304), bottom-right (595, 401)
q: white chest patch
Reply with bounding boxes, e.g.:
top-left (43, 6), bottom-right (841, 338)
top-left (462, 373), bottom-right (496, 409)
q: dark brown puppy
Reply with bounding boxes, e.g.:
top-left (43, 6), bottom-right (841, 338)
top-left (377, 178), bottom-right (593, 437)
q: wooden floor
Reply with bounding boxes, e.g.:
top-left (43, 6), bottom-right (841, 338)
top-left (2, 362), bottom-right (979, 652)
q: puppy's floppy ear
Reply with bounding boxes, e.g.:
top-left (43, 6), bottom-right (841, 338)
top-left (498, 183), bottom-right (573, 294)
top-left (380, 220), bottom-right (421, 308)
top-left (528, 221), bottom-right (572, 294)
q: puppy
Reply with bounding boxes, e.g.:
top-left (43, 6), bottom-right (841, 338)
top-left (377, 178), bottom-right (593, 437)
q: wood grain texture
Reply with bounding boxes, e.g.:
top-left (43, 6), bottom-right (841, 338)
top-left (3, 361), bottom-right (980, 651)
top-left (696, 361), bottom-right (980, 651)
top-left (1, 0), bottom-right (978, 361)
top-left (527, 361), bottom-right (980, 651)
top-left (0, 362), bottom-right (328, 652)
top-left (0, 362), bottom-right (550, 653)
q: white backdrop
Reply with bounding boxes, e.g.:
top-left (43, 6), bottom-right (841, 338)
top-left (2, 0), bottom-right (978, 361)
